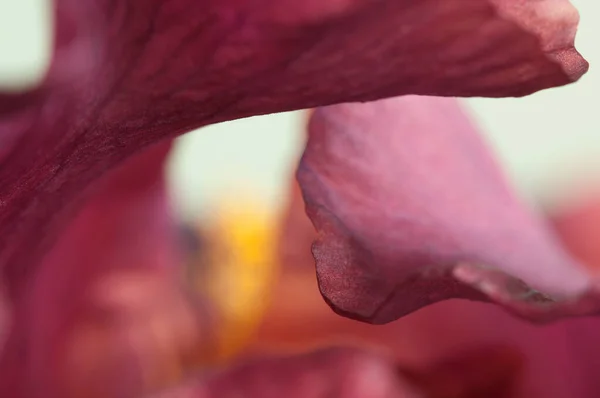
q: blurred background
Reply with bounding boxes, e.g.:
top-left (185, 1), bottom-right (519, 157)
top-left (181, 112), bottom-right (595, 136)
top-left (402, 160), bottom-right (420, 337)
top-left (1, 0), bottom-right (600, 395)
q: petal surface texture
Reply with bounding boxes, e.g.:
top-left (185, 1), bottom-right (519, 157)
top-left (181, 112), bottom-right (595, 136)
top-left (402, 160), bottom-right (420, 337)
top-left (298, 96), bottom-right (598, 324)
top-left (0, 0), bottom-right (589, 296)
top-left (251, 259), bottom-right (600, 398)
top-left (0, 143), bottom-right (208, 398)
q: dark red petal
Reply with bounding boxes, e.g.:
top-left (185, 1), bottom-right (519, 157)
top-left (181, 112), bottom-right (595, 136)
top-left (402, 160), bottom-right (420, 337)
top-left (0, 0), bottom-right (589, 295)
top-left (297, 96), bottom-right (600, 324)
top-left (0, 142), bottom-right (210, 398)
top-left (153, 347), bottom-right (423, 398)
top-left (392, 301), bottom-right (600, 398)
top-left (402, 346), bottom-right (523, 398)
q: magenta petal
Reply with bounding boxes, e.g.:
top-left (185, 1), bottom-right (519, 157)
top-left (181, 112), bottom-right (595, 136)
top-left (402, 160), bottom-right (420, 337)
top-left (0, 142), bottom-right (208, 398)
top-left (297, 96), bottom-right (600, 324)
top-left (388, 301), bottom-right (600, 398)
top-left (153, 347), bottom-right (421, 398)
top-left (0, 0), bottom-right (589, 295)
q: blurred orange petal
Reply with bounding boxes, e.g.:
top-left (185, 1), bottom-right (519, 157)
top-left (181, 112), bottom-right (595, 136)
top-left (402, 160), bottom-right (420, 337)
top-left (552, 192), bottom-right (600, 270)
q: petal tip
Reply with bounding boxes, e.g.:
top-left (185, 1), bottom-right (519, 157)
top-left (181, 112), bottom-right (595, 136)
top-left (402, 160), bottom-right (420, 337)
top-left (552, 47), bottom-right (589, 83)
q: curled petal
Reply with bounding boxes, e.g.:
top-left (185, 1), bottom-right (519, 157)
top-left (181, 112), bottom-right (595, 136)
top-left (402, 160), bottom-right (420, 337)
top-left (251, 264), bottom-right (600, 398)
top-left (0, 0), bottom-right (589, 293)
top-left (297, 96), bottom-right (598, 324)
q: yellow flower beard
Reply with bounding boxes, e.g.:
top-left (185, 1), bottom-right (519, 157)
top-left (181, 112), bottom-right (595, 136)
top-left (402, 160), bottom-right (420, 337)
top-left (192, 202), bottom-right (279, 363)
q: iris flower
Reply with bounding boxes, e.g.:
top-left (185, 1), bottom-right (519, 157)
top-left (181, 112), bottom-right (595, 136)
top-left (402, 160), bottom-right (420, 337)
top-left (0, 0), bottom-right (593, 397)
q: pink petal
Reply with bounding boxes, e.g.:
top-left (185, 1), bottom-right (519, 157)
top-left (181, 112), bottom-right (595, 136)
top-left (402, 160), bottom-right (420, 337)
top-left (258, 194), bottom-right (600, 398)
top-left (383, 300), bottom-right (600, 398)
top-left (154, 345), bottom-right (527, 398)
top-left (0, 142), bottom-right (209, 398)
top-left (153, 348), bottom-right (420, 398)
top-left (393, 301), bottom-right (600, 398)
top-left (297, 96), bottom-right (600, 324)
top-left (0, 0), bottom-right (589, 296)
